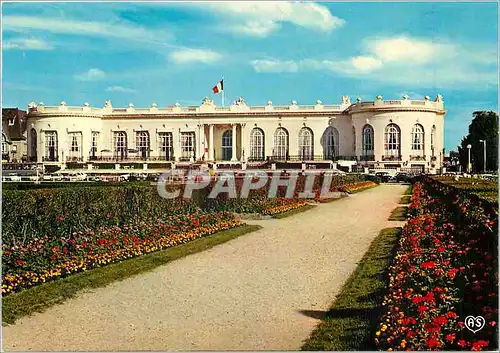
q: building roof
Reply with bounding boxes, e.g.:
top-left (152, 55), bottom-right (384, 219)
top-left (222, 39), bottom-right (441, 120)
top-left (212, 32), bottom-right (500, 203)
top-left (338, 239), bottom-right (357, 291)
top-left (2, 108), bottom-right (28, 141)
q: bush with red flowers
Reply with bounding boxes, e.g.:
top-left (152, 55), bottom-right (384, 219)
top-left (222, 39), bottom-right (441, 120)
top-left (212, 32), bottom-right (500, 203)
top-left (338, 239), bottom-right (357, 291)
top-left (376, 180), bottom-right (498, 351)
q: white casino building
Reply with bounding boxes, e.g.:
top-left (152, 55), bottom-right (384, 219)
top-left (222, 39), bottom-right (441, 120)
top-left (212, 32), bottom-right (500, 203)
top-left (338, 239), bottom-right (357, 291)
top-left (25, 94), bottom-right (445, 173)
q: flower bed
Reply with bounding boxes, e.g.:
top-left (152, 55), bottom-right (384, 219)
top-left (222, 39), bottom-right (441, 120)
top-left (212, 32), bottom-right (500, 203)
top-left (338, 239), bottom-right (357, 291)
top-left (2, 211), bottom-right (240, 295)
top-left (340, 181), bottom-right (378, 193)
top-left (376, 182), bottom-right (498, 351)
top-left (261, 198), bottom-right (308, 215)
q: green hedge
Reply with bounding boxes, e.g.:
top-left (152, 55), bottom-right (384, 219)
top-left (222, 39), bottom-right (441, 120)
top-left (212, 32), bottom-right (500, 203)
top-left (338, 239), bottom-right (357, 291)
top-left (2, 173), bottom-right (371, 246)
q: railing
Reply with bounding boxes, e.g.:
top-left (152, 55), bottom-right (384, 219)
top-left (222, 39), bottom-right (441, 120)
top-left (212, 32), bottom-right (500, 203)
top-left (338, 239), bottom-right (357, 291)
top-left (359, 155), bottom-right (375, 161)
top-left (382, 155), bottom-right (402, 161)
top-left (2, 163), bottom-right (39, 171)
top-left (42, 156), bottom-right (59, 162)
top-left (409, 155), bottom-right (426, 161)
top-left (66, 156), bottom-right (84, 162)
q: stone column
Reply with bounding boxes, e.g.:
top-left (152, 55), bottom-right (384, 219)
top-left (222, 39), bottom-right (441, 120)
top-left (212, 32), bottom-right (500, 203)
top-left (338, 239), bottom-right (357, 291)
top-left (231, 123), bottom-right (237, 161)
top-left (240, 123), bottom-right (247, 162)
top-left (209, 124), bottom-right (214, 161)
top-left (173, 129), bottom-right (181, 162)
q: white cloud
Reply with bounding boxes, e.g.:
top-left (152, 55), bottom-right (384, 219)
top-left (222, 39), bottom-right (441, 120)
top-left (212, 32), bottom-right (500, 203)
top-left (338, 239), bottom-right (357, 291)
top-left (230, 21), bottom-right (281, 38)
top-left (106, 86), bottom-right (136, 93)
top-left (74, 68), bottom-right (106, 81)
top-left (199, 2), bottom-right (345, 37)
top-left (350, 56), bottom-right (383, 73)
top-left (250, 59), bottom-right (299, 73)
top-left (367, 36), bottom-right (446, 64)
top-left (169, 48), bottom-right (222, 64)
top-left (252, 35), bottom-right (497, 89)
top-left (3, 38), bottom-right (53, 51)
top-left (2, 16), bottom-right (172, 46)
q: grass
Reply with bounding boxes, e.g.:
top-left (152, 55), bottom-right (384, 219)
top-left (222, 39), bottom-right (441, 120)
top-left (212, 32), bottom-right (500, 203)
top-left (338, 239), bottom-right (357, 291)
top-left (404, 184), bottom-right (413, 195)
top-left (272, 204), bottom-right (317, 219)
top-left (317, 194), bottom-right (348, 203)
top-left (301, 227), bottom-right (401, 351)
top-left (399, 195), bottom-right (411, 204)
top-left (388, 206), bottom-right (408, 221)
top-left (2, 224), bottom-right (261, 325)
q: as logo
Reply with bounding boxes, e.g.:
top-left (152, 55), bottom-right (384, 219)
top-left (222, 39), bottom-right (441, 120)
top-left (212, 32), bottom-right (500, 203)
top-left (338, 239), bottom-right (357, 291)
top-left (464, 316), bottom-right (485, 333)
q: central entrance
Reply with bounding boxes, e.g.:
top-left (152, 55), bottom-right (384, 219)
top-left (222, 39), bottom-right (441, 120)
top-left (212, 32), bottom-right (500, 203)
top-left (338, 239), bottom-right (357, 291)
top-left (222, 130), bottom-right (232, 161)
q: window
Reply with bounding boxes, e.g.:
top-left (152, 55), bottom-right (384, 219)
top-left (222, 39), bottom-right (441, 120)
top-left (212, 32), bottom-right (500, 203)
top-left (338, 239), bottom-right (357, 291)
top-left (12, 145), bottom-right (17, 153)
top-left (2, 134), bottom-right (8, 157)
top-left (352, 126), bottom-right (356, 153)
top-left (158, 132), bottom-right (173, 161)
top-left (431, 125), bottom-right (436, 156)
top-left (136, 131), bottom-right (150, 160)
top-left (181, 132), bottom-right (195, 160)
top-left (362, 125), bottom-right (374, 155)
top-left (45, 131), bottom-right (58, 161)
top-left (114, 131), bottom-right (127, 160)
top-left (249, 128), bottom-right (265, 161)
top-left (411, 124), bottom-right (424, 156)
top-left (30, 129), bottom-right (37, 161)
top-left (298, 127), bottom-right (314, 160)
top-left (221, 130), bottom-right (232, 161)
top-left (90, 132), bottom-right (99, 159)
top-left (323, 126), bottom-right (339, 159)
top-left (384, 124), bottom-right (401, 157)
top-left (273, 127), bottom-right (289, 160)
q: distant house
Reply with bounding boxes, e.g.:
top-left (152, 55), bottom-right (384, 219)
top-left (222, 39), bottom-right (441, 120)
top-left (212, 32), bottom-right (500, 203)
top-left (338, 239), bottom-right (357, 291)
top-left (2, 108), bottom-right (28, 162)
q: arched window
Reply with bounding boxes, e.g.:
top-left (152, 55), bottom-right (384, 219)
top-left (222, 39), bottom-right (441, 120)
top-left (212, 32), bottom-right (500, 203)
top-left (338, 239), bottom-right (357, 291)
top-left (298, 127), bottom-right (314, 160)
top-left (158, 132), bottom-right (173, 161)
top-left (114, 131), bottom-right (127, 160)
top-left (384, 124), bottom-right (400, 158)
top-left (68, 132), bottom-right (83, 161)
top-left (431, 125), bottom-right (436, 156)
top-left (180, 132), bottom-right (196, 161)
top-left (250, 128), bottom-right (265, 161)
top-left (273, 127), bottom-right (289, 160)
top-left (136, 131), bottom-right (150, 160)
top-left (90, 132), bottom-right (99, 160)
top-left (323, 126), bottom-right (339, 160)
top-left (44, 131), bottom-right (58, 161)
top-left (30, 129), bottom-right (37, 161)
top-left (222, 130), bottom-right (232, 161)
top-left (411, 124), bottom-right (425, 156)
top-left (362, 125), bottom-right (374, 155)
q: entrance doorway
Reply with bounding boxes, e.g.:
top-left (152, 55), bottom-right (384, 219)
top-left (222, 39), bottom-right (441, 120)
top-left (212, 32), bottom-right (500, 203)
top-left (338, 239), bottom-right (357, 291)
top-left (222, 130), bottom-right (232, 161)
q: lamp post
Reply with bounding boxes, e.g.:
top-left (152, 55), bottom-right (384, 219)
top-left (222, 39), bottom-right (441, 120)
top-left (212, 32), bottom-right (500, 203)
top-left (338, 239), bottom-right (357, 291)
top-left (479, 139), bottom-right (486, 173)
top-left (467, 144), bottom-right (472, 173)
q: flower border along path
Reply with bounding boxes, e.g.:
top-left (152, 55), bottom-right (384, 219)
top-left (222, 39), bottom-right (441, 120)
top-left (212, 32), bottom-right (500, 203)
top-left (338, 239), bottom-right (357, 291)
top-left (3, 223), bottom-right (261, 325)
top-left (375, 181), bottom-right (498, 351)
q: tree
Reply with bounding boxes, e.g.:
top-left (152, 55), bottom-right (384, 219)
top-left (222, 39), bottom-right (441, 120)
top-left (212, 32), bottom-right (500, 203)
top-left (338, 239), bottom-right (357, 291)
top-left (458, 111), bottom-right (498, 172)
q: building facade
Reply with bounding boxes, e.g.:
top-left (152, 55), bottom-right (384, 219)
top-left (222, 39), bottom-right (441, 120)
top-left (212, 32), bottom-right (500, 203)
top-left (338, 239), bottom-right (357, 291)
top-left (25, 95), bottom-right (446, 172)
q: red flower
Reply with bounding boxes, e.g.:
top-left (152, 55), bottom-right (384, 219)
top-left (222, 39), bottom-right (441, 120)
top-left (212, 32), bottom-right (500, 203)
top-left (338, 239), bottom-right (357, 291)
top-left (421, 261), bottom-right (436, 269)
top-left (52, 246), bottom-right (59, 253)
top-left (445, 311), bottom-right (458, 319)
top-left (426, 337), bottom-right (441, 349)
top-left (457, 340), bottom-right (467, 347)
top-left (418, 305), bottom-right (428, 313)
top-left (433, 316), bottom-right (447, 325)
top-left (446, 333), bottom-right (456, 343)
top-left (57, 216), bottom-right (64, 222)
top-left (448, 268), bottom-right (459, 279)
top-left (15, 259), bottom-right (26, 265)
top-left (472, 340), bottom-right (489, 351)
top-left (424, 323), bottom-right (441, 334)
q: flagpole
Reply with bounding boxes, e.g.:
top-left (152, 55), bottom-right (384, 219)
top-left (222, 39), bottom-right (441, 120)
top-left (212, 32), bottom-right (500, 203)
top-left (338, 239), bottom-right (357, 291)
top-left (222, 76), bottom-right (225, 107)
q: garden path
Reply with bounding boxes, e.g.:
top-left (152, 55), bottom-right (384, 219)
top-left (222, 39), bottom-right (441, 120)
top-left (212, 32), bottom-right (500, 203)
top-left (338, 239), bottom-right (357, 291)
top-left (3, 184), bottom-right (407, 351)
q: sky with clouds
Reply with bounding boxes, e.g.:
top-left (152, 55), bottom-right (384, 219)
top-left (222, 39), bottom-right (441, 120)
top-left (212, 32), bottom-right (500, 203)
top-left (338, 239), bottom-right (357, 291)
top-left (2, 1), bottom-right (498, 151)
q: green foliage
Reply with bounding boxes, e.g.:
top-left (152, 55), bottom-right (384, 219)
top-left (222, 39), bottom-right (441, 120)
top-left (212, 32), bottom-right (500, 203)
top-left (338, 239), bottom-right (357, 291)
top-left (458, 111), bottom-right (499, 172)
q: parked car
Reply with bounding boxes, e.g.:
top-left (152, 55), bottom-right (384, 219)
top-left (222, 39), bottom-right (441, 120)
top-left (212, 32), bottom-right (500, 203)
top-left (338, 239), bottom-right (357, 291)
top-left (8, 173), bottom-right (21, 182)
top-left (28, 175), bottom-right (40, 182)
top-left (375, 171), bottom-right (391, 182)
top-left (395, 172), bottom-right (411, 183)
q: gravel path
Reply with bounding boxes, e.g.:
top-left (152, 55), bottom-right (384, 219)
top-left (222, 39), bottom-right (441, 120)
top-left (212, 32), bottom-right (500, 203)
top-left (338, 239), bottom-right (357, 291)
top-left (3, 184), bottom-right (407, 351)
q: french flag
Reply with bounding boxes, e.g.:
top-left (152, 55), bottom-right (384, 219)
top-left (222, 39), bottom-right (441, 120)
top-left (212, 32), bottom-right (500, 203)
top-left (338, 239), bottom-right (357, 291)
top-left (212, 79), bottom-right (223, 94)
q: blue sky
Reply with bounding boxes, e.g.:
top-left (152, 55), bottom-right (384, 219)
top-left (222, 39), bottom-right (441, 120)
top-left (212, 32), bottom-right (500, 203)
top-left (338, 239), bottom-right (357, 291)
top-left (2, 1), bottom-right (498, 151)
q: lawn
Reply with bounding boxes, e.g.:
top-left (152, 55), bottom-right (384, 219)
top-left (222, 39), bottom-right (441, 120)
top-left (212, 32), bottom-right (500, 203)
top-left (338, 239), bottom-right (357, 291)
top-left (388, 206), bottom-right (408, 221)
top-left (301, 227), bottom-right (401, 351)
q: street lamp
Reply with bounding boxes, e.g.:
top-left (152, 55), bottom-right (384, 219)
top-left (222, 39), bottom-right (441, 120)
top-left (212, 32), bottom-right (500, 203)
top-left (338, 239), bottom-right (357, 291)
top-left (479, 139), bottom-right (487, 173)
top-left (467, 144), bottom-right (472, 173)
